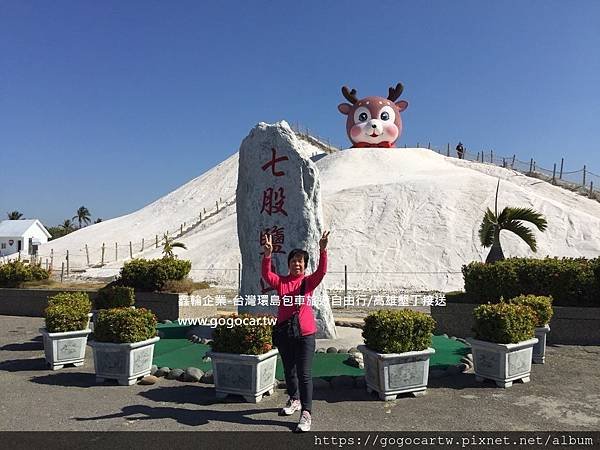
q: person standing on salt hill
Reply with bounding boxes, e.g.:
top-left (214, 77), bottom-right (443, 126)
top-left (261, 230), bottom-right (330, 433)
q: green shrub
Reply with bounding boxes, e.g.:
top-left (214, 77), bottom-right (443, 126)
top-left (160, 278), bottom-right (210, 294)
top-left (362, 309), bottom-right (436, 354)
top-left (44, 292), bottom-right (92, 333)
top-left (472, 302), bottom-right (536, 344)
top-left (119, 257), bottom-right (192, 291)
top-left (508, 295), bottom-right (554, 327)
top-left (93, 307), bottom-right (157, 343)
top-left (0, 260), bottom-right (50, 287)
top-left (462, 257), bottom-right (600, 306)
top-left (211, 314), bottom-right (274, 355)
top-left (95, 286), bottom-right (135, 309)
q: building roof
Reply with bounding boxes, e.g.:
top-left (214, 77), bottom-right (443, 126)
top-left (0, 219), bottom-right (51, 238)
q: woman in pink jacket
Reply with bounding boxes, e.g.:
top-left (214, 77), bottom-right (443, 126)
top-left (262, 231), bottom-right (330, 433)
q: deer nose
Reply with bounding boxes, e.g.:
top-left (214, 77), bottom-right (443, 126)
top-left (371, 124), bottom-right (377, 129)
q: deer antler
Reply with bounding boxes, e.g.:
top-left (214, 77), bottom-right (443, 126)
top-left (341, 86), bottom-right (358, 104)
top-left (387, 83), bottom-right (404, 101)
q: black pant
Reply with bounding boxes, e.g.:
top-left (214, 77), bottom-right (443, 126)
top-left (277, 332), bottom-right (316, 413)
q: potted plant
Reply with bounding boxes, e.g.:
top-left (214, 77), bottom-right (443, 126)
top-left (40, 292), bottom-right (92, 370)
top-left (89, 307), bottom-right (159, 385)
top-left (468, 302), bottom-right (538, 387)
top-left (91, 285), bottom-right (135, 331)
top-left (206, 313), bottom-right (278, 403)
top-left (509, 295), bottom-right (553, 364)
top-left (358, 309), bottom-right (436, 401)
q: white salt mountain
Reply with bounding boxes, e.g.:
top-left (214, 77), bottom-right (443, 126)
top-left (236, 122), bottom-right (336, 338)
top-left (39, 122), bottom-right (600, 297)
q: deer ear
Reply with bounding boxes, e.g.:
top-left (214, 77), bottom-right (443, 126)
top-left (338, 103), bottom-right (352, 115)
top-left (395, 100), bottom-right (408, 112)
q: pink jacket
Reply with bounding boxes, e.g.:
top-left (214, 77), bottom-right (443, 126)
top-left (261, 250), bottom-right (327, 336)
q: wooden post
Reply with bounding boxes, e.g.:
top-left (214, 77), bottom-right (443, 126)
top-left (590, 181), bottom-right (594, 198)
top-left (583, 165), bottom-right (587, 186)
top-left (115, 242), bottom-right (118, 261)
top-left (511, 155), bottom-right (516, 169)
top-left (552, 164), bottom-right (557, 184)
top-left (60, 262), bottom-right (64, 283)
top-left (533, 161), bottom-right (536, 172)
top-left (215, 200), bottom-right (219, 212)
top-left (180, 224), bottom-right (183, 235)
top-left (141, 238), bottom-right (145, 252)
top-left (66, 250), bottom-right (69, 275)
top-left (427, 142), bottom-right (430, 149)
top-left (129, 241), bottom-right (133, 259)
top-left (490, 150), bottom-right (494, 163)
top-left (447, 143), bottom-right (450, 156)
top-left (156, 235), bottom-right (158, 248)
top-left (529, 158), bottom-right (534, 173)
top-left (503, 157), bottom-right (506, 168)
top-left (203, 208), bottom-right (206, 214)
top-left (476, 152), bottom-right (480, 162)
top-left (101, 243), bottom-right (105, 265)
top-left (85, 244), bottom-right (90, 266)
top-left (559, 158), bottom-right (564, 179)
top-left (199, 212), bottom-right (202, 222)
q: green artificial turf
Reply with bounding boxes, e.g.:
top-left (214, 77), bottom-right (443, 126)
top-left (152, 327), bottom-right (469, 377)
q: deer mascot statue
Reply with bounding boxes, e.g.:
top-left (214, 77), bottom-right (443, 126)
top-left (337, 83), bottom-right (408, 148)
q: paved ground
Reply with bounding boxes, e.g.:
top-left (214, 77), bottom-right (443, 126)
top-left (1, 315), bottom-right (599, 432)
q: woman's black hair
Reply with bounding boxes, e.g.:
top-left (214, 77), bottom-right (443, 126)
top-left (288, 248), bottom-right (309, 265)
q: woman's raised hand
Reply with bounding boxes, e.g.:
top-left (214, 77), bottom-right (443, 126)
top-left (263, 233), bottom-right (273, 257)
top-left (319, 230), bottom-right (330, 251)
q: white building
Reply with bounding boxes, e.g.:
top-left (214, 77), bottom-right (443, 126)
top-left (0, 220), bottom-right (51, 257)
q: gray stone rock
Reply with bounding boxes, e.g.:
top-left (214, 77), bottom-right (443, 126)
top-left (139, 375), bottom-right (158, 385)
top-left (316, 348), bottom-right (326, 353)
top-left (200, 370), bottom-right (214, 384)
top-left (236, 121), bottom-right (337, 339)
top-left (166, 368), bottom-right (184, 380)
top-left (345, 356), bottom-right (360, 368)
top-left (337, 348), bottom-right (349, 354)
top-left (150, 365), bottom-right (158, 375)
top-left (447, 363), bottom-right (468, 375)
top-left (330, 375), bottom-right (355, 389)
top-left (183, 367), bottom-right (204, 382)
top-left (312, 378), bottom-right (331, 390)
top-left (326, 347), bottom-right (338, 353)
top-left (155, 367), bottom-right (170, 377)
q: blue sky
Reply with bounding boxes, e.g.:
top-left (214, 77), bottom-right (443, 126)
top-left (1, 1), bottom-right (599, 226)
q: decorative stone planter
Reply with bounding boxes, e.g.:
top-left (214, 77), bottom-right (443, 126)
top-left (40, 327), bottom-right (92, 370)
top-left (467, 337), bottom-right (538, 388)
top-left (533, 325), bottom-right (550, 364)
top-left (357, 345), bottom-right (435, 401)
top-left (89, 336), bottom-right (160, 385)
top-left (206, 348), bottom-right (279, 403)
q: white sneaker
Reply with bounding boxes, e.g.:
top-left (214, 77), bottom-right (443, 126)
top-left (295, 410), bottom-right (311, 432)
top-left (280, 397), bottom-right (301, 416)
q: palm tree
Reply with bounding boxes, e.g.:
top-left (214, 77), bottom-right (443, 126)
top-left (162, 234), bottom-right (187, 258)
top-left (72, 206), bottom-right (91, 228)
top-left (479, 180), bottom-right (548, 263)
top-left (7, 211), bottom-right (23, 220)
top-left (61, 219), bottom-right (74, 231)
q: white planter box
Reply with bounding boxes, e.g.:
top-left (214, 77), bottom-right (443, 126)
top-left (358, 345), bottom-right (435, 401)
top-left (89, 336), bottom-right (159, 385)
top-left (206, 348), bottom-right (279, 403)
top-left (467, 337), bottom-right (538, 388)
top-left (39, 326), bottom-right (92, 370)
top-left (533, 325), bottom-right (550, 364)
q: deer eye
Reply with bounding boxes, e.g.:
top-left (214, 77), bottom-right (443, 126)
top-left (379, 106), bottom-right (396, 123)
top-left (381, 111), bottom-right (390, 121)
top-left (353, 106), bottom-right (371, 124)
